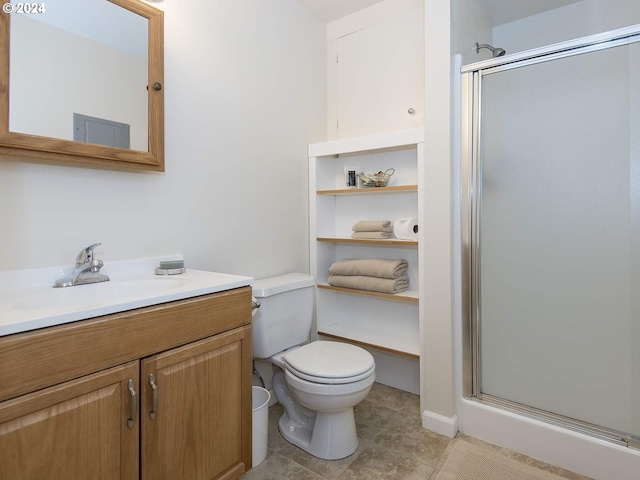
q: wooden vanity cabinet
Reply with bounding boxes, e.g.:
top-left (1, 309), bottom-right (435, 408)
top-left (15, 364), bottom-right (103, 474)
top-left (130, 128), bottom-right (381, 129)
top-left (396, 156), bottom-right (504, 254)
top-left (0, 286), bottom-right (252, 480)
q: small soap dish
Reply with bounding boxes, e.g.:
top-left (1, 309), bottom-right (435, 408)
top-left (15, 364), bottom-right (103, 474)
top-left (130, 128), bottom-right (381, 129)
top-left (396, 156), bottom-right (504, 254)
top-left (155, 260), bottom-right (186, 276)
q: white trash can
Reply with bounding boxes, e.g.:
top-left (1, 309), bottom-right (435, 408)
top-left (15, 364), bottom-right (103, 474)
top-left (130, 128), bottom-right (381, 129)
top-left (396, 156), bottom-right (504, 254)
top-left (252, 386), bottom-right (270, 468)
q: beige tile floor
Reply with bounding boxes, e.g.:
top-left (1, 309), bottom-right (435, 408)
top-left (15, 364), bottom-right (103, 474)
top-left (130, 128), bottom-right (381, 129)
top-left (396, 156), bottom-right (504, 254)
top-left (241, 382), bottom-right (592, 480)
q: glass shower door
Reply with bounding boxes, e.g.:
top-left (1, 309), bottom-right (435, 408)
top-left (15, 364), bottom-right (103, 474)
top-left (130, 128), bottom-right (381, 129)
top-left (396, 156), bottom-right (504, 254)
top-left (474, 40), bottom-right (640, 442)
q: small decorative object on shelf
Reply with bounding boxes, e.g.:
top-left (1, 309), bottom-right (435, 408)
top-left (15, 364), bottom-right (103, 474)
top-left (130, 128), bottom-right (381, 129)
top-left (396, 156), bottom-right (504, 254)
top-left (357, 168), bottom-right (395, 187)
top-left (345, 165), bottom-right (360, 187)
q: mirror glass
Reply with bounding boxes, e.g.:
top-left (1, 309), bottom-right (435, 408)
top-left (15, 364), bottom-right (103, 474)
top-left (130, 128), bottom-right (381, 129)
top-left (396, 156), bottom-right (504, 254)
top-left (9, 0), bottom-right (148, 151)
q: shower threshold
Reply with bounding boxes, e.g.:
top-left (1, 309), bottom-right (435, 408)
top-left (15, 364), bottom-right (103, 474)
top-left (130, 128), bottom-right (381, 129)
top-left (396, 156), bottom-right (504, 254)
top-left (475, 393), bottom-right (639, 451)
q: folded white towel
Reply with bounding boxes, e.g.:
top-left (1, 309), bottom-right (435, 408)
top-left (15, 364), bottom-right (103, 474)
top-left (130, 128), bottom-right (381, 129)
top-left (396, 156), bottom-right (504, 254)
top-left (329, 258), bottom-right (408, 279)
top-left (352, 220), bottom-right (392, 233)
top-left (328, 274), bottom-right (409, 294)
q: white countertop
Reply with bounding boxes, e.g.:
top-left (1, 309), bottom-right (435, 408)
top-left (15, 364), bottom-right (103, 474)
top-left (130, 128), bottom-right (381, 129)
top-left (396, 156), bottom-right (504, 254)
top-left (0, 255), bottom-right (253, 337)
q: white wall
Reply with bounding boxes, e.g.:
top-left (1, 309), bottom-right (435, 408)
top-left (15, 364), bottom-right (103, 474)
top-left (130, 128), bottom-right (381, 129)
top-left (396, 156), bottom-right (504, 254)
top-left (420, 0), bottom-right (456, 435)
top-left (0, 0), bottom-right (326, 281)
top-left (451, 0), bottom-right (493, 64)
top-left (494, 0), bottom-right (640, 54)
top-left (417, 0), bottom-right (520, 442)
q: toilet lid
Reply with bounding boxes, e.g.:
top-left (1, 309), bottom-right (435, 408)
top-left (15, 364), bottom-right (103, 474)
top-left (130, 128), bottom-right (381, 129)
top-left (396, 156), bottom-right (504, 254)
top-left (283, 341), bottom-right (375, 383)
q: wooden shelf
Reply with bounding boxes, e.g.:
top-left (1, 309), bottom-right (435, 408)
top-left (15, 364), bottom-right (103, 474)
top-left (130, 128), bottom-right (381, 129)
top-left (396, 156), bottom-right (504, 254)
top-left (317, 283), bottom-right (419, 303)
top-left (317, 185), bottom-right (417, 195)
top-left (317, 237), bottom-right (417, 246)
top-left (318, 325), bottom-right (419, 359)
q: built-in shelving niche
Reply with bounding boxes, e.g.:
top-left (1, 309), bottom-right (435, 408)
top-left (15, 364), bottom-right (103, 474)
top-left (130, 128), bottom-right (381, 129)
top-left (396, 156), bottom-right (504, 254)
top-left (309, 127), bottom-right (424, 394)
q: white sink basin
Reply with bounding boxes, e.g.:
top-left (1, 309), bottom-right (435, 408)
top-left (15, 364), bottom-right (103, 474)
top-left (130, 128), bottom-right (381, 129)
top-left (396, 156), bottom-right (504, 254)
top-left (0, 256), bottom-right (253, 336)
top-left (11, 276), bottom-right (191, 312)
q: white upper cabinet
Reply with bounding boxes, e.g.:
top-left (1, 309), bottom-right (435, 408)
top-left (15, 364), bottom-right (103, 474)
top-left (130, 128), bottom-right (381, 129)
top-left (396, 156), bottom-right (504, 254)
top-left (327, 0), bottom-right (424, 139)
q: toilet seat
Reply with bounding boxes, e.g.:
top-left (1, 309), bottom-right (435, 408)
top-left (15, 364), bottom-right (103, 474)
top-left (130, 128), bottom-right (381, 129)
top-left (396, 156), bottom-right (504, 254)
top-left (283, 341), bottom-right (375, 385)
top-left (284, 365), bottom-right (376, 396)
top-left (286, 362), bottom-right (376, 384)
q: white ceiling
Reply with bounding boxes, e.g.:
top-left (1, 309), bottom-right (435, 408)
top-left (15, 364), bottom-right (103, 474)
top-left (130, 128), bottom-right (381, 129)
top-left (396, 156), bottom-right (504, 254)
top-left (294, 0), bottom-right (386, 22)
top-left (295, 0), bottom-right (584, 25)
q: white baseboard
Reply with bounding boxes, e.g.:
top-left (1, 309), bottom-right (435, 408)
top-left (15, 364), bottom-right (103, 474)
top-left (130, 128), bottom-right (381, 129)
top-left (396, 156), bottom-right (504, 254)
top-left (422, 409), bottom-right (459, 438)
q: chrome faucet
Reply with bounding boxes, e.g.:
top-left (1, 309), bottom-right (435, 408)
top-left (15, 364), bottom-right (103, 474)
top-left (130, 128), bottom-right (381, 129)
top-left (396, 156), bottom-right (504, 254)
top-left (53, 243), bottom-right (110, 288)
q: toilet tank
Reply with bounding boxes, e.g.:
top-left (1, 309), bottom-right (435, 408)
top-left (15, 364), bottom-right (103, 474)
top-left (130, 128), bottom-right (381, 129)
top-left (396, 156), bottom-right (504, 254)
top-left (251, 273), bottom-right (315, 359)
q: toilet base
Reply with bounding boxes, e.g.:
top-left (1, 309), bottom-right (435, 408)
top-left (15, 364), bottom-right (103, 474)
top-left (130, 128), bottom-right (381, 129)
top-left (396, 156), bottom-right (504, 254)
top-left (278, 408), bottom-right (358, 460)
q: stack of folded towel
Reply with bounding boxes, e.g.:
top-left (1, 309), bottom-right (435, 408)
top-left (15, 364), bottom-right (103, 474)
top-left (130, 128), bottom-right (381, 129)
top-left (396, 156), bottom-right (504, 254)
top-left (351, 220), bottom-right (392, 239)
top-left (328, 258), bottom-right (409, 294)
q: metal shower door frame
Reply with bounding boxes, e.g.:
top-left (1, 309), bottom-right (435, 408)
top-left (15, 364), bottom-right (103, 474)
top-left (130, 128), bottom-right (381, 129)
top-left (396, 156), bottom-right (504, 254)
top-left (460, 24), bottom-right (640, 450)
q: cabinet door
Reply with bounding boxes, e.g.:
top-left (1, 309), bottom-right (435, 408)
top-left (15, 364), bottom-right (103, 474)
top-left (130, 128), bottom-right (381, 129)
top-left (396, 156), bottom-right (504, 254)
top-left (333, 7), bottom-right (424, 139)
top-left (0, 361), bottom-right (139, 480)
top-left (141, 326), bottom-right (251, 480)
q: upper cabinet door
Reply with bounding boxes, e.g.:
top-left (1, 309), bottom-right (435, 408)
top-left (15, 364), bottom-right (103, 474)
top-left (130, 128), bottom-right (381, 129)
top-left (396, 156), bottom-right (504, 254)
top-left (329, 4), bottom-right (424, 139)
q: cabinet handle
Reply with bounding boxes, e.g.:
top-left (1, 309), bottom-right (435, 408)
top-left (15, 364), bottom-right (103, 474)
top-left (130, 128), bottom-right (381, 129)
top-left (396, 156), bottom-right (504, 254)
top-left (127, 379), bottom-right (137, 429)
top-left (149, 373), bottom-right (158, 420)
top-left (408, 108), bottom-right (416, 115)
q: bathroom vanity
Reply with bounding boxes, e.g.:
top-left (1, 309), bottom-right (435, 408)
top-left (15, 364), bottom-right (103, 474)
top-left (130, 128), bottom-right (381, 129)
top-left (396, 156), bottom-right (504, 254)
top-left (0, 260), bottom-right (253, 480)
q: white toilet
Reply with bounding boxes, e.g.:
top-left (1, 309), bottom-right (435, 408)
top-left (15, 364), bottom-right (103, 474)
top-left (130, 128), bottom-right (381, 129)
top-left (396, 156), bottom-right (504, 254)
top-left (252, 273), bottom-right (375, 460)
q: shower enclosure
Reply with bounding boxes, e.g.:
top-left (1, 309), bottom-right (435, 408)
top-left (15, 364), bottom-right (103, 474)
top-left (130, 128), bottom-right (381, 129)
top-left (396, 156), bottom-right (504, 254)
top-left (461, 25), bottom-right (640, 449)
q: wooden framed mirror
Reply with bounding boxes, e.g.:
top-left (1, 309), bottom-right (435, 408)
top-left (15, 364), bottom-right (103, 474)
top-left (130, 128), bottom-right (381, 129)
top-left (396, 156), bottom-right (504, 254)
top-left (0, 0), bottom-right (164, 171)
